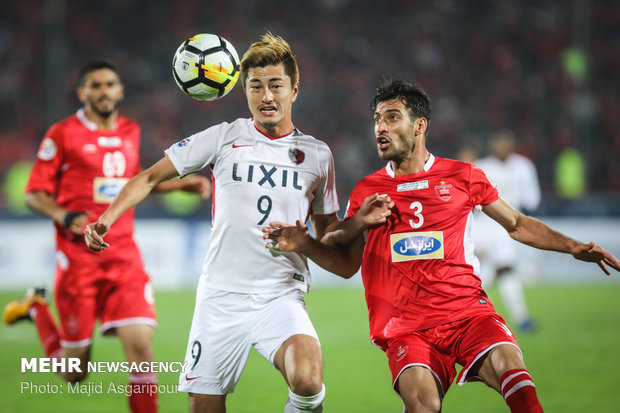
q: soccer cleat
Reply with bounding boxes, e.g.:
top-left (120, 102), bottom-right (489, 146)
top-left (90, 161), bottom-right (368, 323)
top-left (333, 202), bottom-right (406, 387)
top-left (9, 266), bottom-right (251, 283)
top-left (517, 318), bottom-right (537, 334)
top-left (3, 287), bottom-right (48, 325)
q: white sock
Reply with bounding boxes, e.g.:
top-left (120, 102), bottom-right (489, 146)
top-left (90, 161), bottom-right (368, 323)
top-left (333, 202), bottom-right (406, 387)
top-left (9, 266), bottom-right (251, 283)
top-left (284, 384), bottom-right (325, 412)
top-left (498, 272), bottom-right (529, 325)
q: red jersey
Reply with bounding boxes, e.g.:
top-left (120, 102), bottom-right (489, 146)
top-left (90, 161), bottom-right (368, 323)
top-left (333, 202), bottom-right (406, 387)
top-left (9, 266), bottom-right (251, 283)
top-left (26, 109), bottom-right (142, 264)
top-left (345, 155), bottom-right (500, 349)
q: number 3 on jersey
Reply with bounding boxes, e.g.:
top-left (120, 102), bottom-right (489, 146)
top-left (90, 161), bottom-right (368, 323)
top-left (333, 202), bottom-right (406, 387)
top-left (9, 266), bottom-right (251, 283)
top-left (409, 201), bottom-right (424, 228)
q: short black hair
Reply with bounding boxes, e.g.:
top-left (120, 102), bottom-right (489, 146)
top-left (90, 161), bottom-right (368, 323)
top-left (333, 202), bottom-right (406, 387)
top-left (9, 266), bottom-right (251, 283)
top-left (79, 60), bottom-right (119, 86)
top-left (371, 78), bottom-right (431, 123)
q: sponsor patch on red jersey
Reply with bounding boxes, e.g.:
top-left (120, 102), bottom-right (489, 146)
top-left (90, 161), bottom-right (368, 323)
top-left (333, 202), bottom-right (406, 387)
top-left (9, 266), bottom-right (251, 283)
top-left (390, 231), bottom-right (444, 262)
top-left (93, 177), bottom-right (129, 203)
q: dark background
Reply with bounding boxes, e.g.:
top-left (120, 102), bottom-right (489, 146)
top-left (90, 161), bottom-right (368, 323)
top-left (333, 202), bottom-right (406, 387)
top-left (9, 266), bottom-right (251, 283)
top-left (1, 0), bottom-right (618, 218)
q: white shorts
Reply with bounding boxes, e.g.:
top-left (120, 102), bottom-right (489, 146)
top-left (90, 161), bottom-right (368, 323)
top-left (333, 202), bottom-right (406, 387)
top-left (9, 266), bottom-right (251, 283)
top-left (178, 285), bottom-right (319, 395)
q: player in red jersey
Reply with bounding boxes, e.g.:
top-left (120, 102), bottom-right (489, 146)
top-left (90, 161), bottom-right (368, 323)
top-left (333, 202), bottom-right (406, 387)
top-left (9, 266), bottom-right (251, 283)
top-left (2, 60), bottom-right (210, 413)
top-left (262, 79), bottom-right (620, 412)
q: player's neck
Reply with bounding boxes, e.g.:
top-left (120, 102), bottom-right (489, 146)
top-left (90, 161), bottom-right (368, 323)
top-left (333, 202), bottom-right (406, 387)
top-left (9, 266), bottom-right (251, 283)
top-left (391, 151), bottom-right (430, 176)
top-left (254, 119), bottom-right (294, 139)
top-left (83, 107), bottom-right (118, 131)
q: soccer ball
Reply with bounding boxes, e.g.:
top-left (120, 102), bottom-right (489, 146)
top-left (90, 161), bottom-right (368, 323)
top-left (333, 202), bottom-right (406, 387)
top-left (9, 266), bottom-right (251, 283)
top-left (172, 33), bottom-right (240, 101)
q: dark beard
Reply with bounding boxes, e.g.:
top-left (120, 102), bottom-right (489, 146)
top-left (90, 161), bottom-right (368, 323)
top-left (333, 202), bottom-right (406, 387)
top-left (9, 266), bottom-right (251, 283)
top-left (91, 98), bottom-right (119, 118)
top-left (92, 107), bottom-right (114, 118)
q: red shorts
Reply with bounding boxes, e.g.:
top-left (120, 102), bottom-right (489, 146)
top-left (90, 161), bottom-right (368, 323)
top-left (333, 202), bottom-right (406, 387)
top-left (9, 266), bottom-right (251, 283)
top-left (385, 313), bottom-right (519, 396)
top-left (54, 255), bottom-right (157, 347)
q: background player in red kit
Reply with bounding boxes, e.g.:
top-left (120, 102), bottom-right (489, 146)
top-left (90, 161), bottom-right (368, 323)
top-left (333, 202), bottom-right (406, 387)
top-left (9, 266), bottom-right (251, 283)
top-left (3, 60), bottom-right (210, 413)
top-left (262, 79), bottom-right (620, 412)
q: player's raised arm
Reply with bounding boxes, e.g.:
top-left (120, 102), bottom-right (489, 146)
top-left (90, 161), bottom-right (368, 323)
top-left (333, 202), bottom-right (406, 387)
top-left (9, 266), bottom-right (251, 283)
top-left (262, 218), bottom-right (363, 279)
top-left (482, 197), bottom-right (620, 275)
top-left (84, 155), bottom-right (179, 251)
top-left (321, 193), bottom-right (393, 246)
top-left (151, 173), bottom-right (212, 199)
top-left (261, 194), bottom-right (394, 278)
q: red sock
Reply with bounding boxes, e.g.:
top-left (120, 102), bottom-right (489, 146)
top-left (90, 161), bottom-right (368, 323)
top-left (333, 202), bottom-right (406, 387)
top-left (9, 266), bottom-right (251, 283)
top-left (128, 372), bottom-right (158, 413)
top-left (30, 303), bottom-right (61, 358)
top-left (500, 369), bottom-right (543, 413)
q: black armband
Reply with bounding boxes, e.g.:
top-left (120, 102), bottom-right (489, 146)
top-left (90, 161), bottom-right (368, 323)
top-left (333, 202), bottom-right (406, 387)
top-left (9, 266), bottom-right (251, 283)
top-left (62, 211), bottom-right (86, 229)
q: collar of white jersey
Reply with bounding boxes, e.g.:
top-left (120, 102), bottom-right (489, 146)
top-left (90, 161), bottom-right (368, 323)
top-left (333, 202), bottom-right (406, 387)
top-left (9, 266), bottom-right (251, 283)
top-left (76, 108), bottom-right (118, 131)
top-left (385, 153), bottom-right (436, 178)
top-left (251, 118), bottom-right (302, 140)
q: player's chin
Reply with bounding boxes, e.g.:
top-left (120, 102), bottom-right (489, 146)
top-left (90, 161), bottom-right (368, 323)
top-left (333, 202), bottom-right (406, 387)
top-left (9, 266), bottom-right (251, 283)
top-left (256, 118), bottom-right (280, 130)
top-left (377, 148), bottom-right (392, 159)
top-left (93, 106), bottom-right (115, 118)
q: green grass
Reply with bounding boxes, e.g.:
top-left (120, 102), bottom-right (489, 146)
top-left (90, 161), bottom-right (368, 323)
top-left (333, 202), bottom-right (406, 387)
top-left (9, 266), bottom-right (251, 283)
top-left (1, 284), bottom-right (619, 412)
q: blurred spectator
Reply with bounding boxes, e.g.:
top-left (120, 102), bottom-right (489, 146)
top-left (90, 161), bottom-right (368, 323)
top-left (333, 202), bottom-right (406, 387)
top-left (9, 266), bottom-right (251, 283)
top-left (1, 0), bottom-right (619, 217)
top-left (461, 130), bottom-right (542, 333)
top-left (555, 147), bottom-right (586, 199)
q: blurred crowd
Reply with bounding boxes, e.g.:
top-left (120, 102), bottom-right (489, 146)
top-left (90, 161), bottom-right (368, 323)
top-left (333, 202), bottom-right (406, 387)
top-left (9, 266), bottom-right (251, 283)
top-left (1, 0), bottom-right (619, 217)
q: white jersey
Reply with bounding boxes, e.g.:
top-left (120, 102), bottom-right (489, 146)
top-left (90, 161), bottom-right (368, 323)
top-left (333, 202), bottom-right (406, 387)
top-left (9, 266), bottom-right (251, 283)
top-left (165, 118), bottom-right (339, 294)
top-left (472, 152), bottom-right (541, 272)
top-left (475, 153), bottom-right (540, 212)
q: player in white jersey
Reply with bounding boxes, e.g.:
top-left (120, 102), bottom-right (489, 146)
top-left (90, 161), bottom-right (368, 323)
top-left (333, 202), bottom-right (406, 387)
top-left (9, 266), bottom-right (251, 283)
top-left (465, 130), bottom-right (541, 332)
top-left (85, 34), bottom-right (339, 413)
top-left (167, 118), bottom-right (338, 294)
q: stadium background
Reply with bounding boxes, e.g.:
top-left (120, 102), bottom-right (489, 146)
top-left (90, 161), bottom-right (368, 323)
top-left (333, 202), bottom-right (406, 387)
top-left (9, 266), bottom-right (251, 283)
top-left (0, 0), bottom-right (619, 412)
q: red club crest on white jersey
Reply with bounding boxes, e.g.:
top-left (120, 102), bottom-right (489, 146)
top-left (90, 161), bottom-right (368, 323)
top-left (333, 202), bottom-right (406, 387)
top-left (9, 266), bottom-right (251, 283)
top-left (289, 147), bottom-right (305, 165)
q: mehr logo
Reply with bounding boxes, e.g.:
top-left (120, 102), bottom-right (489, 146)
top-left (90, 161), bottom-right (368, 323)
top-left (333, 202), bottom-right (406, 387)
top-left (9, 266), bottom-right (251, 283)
top-left (390, 231), bottom-right (444, 262)
top-left (21, 358), bottom-right (81, 373)
top-left (21, 358), bottom-right (188, 373)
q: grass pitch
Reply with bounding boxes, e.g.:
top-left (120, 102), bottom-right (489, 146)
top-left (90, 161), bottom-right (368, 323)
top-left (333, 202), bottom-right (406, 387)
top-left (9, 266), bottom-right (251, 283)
top-left (1, 283), bottom-right (619, 412)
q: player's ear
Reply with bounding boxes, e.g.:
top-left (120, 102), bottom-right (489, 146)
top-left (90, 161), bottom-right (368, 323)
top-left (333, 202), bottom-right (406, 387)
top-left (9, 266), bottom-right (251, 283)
top-left (291, 80), bottom-right (299, 102)
top-left (414, 117), bottom-right (428, 137)
top-left (77, 86), bottom-right (86, 104)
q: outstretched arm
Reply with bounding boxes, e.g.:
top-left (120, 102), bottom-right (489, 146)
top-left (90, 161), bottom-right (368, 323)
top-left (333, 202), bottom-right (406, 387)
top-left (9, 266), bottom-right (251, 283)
top-left (483, 198), bottom-right (620, 275)
top-left (84, 155), bottom-right (179, 251)
top-left (25, 190), bottom-right (92, 236)
top-left (262, 218), bottom-right (364, 279)
top-left (261, 194), bottom-right (394, 278)
top-left (321, 193), bottom-right (393, 246)
top-left (152, 174), bottom-right (212, 199)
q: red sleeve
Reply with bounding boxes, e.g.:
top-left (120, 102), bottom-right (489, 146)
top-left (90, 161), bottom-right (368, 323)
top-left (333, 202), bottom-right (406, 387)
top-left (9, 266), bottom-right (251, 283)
top-left (469, 164), bottom-right (499, 206)
top-left (25, 123), bottom-right (65, 196)
top-left (345, 181), bottom-right (366, 219)
top-left (128, 119), bottom-right (142, 176)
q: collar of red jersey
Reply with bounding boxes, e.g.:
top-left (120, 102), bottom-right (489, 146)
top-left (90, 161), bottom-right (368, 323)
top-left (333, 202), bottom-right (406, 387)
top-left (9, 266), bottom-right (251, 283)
top-left (385, 153), bottom-right (435, 178)
top-left (76, 108), bottom-right (118, 131)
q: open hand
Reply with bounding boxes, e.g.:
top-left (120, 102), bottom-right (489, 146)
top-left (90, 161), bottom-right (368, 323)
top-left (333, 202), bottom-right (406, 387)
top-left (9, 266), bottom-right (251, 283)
top-left (84, 221), bottom-right (111, 251)
top-left (358, 193), bottom-right (394, 227)
top-left (262, 220), bottom-right (309, 252)
top-left (571, 242), bottom-right (620, 275)
top-left (183, 175), bottom-right (212, 199)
